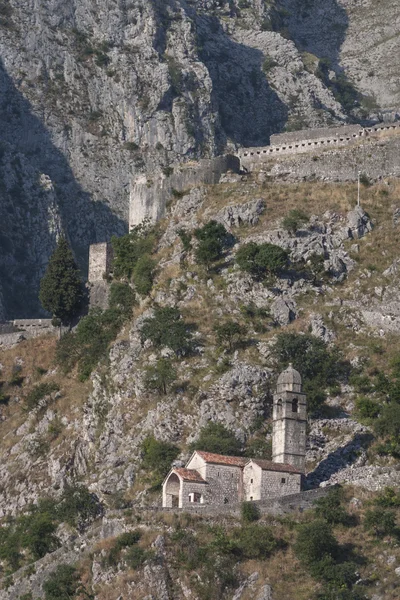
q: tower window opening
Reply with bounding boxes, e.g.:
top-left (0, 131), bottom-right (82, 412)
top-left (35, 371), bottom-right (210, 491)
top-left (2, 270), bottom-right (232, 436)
top-left (281, 478), bottom-right (286, 484)
top-left (292, 398), bottom-right (298, 413)
top-left (277, 399), bottom-right (283, 415)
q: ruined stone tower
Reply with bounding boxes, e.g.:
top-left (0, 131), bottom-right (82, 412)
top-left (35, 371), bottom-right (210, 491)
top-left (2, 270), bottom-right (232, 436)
top-left (272, 364), bottom-right (307, 473)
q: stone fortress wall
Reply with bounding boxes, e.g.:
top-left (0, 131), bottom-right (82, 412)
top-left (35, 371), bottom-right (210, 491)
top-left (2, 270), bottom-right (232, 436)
top-left (0, 319), bottom-right (59, 349)
top-left (238, 121), bottom-right (400, 173)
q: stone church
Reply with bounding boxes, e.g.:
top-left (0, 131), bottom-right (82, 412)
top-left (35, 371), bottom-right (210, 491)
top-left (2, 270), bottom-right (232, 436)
top-left (162, 365), bottom-right (307, 509)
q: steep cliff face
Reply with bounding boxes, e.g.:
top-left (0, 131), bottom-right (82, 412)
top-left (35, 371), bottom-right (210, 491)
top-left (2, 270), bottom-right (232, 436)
top-left (0, 0), bottom-right (399, 316)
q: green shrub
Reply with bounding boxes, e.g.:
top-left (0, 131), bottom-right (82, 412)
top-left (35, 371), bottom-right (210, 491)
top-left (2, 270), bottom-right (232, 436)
top-left (141, 436), bottom-right (180, 487)
top-left (178, 229), bottom-right (192, 252)
top-left (140, 306), bottom-right (195, 356)
top-left (314, 487), bottom-right (351, 526)
top-left (244, 438), bottom-right (272, 459)
top-left (56, 485), bottom-right (102, 531)
top-left (355, 396), bottom-right (380, 420)
top-left (241, 502), bottom-right (260, 523)
top-left (272, 333), bottom-right (350, 413)
top-left (374, 403), bottom-right (400, 439)
top-left (133, 254), bottom-right (156, 296)
top-left (214, 320), bottom-right (246, 352)
top-left (236, 242), bottom-right (289, 278)
top-left (282, 209), bottom-right (309, 234)
top-left (374, 487), bottom-right (400, 508)
top-left (190, 422), bottom-right (242, 456)
top-left (262, 56), bottom-right (278, 73)
top-left (364, 508), bottom-right (397, 538)
top-left (111, 221), bottom-right (156, 280)
top-left (125, 545), bottom-right (150, 569)
top-left (294, 520), bottom-right (339, 568)
top-left (106, 531), bottom-right (142, 566)
top-left (56, 307), bottom-right (124, 380)
top-left (194, 221), bottom-right (231, 269)
top-left (9, 365), bottom-right (24, 386)
top-left (25, 382), bottom-right (59, 411)
top-left (109, 282), bottom-right (136, 317)
top-left (144, 358), bottom-right (177, 395)
top-left (42, 564), bottom-right (81, 600)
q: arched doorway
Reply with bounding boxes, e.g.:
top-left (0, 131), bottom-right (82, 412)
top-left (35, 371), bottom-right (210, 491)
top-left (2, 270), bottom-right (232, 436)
top-left (163, 472), bottom-right (181, 508)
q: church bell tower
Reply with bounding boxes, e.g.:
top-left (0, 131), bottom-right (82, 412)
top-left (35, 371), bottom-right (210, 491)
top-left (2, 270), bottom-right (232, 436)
top-left (272, 364), bottom-right (307, 473)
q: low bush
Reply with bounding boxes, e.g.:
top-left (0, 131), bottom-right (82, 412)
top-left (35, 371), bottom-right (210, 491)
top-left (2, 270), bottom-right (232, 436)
top-left (364, 508), bottom-right (397, 538)
top-left (190, 422), bottom-right (242, 456)
top-left (42, 564), bottom-right (81, 600)
top-left (106, 530), bottom-right (142, 566)
top-left (314, 487), bottom-right (352, 526)
top-left (374, 487), bottom-right (400, 508)
top-left (282, 209), bottom-right (309, 234)
top-left (56, 307), bottom-right (125, 380)
top-left (236, 242), bottom-right (289, 279)
top-left (355, 395), bottom-right (380, 420)
top-left (144, 358), bottom-right (177, 395)
top-left (241, 501), bottom-right (260, 523)
top-left (140, 306), bottom-right (195, 356)
top-left (25, 382), bottom-right (59, 411)
top-left (56, 485), bottom-right (102, 531)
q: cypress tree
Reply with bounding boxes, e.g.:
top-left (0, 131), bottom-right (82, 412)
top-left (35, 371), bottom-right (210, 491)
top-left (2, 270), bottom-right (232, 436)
top-left (39, 236), bottom-right (84, 326)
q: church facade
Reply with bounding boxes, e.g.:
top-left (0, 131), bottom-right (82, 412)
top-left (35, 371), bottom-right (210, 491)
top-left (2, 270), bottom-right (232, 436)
top-left (162, 365), bottom-right (307, 509)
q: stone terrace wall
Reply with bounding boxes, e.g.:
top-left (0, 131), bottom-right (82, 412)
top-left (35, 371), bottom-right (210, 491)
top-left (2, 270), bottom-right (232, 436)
top-left (0, 319), bottom-right (58, 349)
top-left (239, 122), bottom-right (400, 169)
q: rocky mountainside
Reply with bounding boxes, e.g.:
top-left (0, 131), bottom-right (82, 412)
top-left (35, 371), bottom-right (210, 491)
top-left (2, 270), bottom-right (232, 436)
top-left (2, 169), bottom-right (400, 598)
top-left (1, 0), bottom-right (399, 316)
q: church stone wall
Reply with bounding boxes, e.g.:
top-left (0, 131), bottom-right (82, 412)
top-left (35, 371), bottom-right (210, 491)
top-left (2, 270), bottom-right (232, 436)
top-left (204, 464), bottom-right (243, 505)
top-left (261, 470), bottom-right (301, 498)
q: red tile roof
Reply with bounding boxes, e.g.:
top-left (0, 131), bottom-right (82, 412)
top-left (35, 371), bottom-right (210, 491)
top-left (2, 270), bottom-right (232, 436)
top-left (195, 451), bottom-right (248, 467)
top-left (173, 468), bottom-right (206, 483)
top-left (250, 459), bottom-right (302, 474)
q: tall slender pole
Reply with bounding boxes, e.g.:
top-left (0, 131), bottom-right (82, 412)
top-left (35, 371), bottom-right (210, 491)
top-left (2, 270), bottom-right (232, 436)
top-left (357, 171), bottom-right (361, 207)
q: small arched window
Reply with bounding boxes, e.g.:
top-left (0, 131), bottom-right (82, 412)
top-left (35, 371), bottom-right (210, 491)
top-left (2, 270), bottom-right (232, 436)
top-left (277, 399), bottom-right (283, 415)
top-left (292, 398), bottom-right (299, 413)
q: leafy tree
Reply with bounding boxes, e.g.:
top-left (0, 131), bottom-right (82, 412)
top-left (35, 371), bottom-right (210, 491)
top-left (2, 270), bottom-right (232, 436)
top-left (111, 221), bottom-right (156, 279)
top-left (141, 436), bottom-right (180, 486)
top-left (236, 242), bottom-right (288, 278)
top-left (214, 320), bottom-right (246, 352)
top-left (272, 332), bottom-right (349, 413)
top-left (39, 236), bottom-right (84, 326)
top-left (133, 254), bottom-right (156, 296)
top-left (364, 508), bottom-right (397, 538)
top-left (19, 511), bottom-right (59, 560)
top-left (140, 306), bottom-right (194, 356)
top-left (282, 209), bottom-right (309, 234)
top-left (144, 358), bottom-right (177, 395)
top-left (194, 220), bottom-right (231, 268)
top-left (190, 422), bottom-right (242, 456)
top-left (43, 564), bottom-right (81, 600)
top-left (56, 485), bottom-right (102, 531)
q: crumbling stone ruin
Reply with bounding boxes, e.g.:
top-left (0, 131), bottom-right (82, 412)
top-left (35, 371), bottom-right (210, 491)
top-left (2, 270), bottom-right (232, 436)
top-left (162, 365), bottom-right (306, 510)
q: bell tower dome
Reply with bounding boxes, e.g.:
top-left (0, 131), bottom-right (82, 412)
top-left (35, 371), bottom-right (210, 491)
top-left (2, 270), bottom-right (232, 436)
top-left (272, 364), bottom-right (307, 472)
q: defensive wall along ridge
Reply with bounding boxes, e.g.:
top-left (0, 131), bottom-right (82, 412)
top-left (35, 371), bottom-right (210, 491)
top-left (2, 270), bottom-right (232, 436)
top-left (238, 121), bottom-right (400, 173)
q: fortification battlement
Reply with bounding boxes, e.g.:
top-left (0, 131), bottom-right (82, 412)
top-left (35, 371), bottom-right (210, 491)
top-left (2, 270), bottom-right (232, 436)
top-left (88, 242), bottom-right (114, 283)
top-left (239, 121), bottom-right (400, 165)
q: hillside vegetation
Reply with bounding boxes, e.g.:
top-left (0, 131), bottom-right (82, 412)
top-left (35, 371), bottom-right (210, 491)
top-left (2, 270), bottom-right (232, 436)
top-left (1, 173), bottom-right (400, 598)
